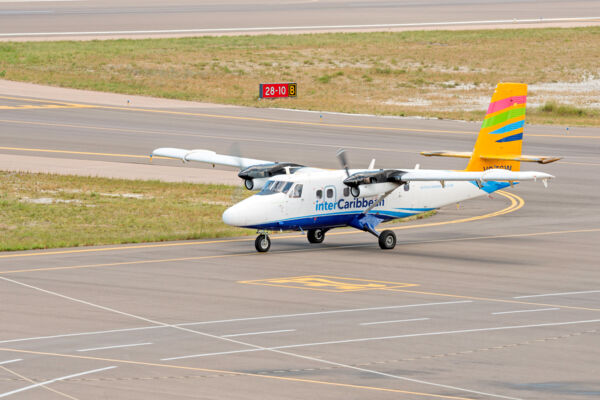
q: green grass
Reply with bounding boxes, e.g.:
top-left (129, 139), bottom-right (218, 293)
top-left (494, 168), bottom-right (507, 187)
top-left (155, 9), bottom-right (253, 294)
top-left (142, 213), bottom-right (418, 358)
top-left (0, 171), bottom-right (252, 251)
top-left (1, 27), bottom-right (600, 125)
top-left (0, 171), bottom-right (436, 252)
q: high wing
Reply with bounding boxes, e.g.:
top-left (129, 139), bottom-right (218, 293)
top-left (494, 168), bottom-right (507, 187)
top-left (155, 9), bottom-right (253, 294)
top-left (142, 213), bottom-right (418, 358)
top-left (151, 147), bottom-right (307, 190)
top-left (151, 147), bottom-right (271, 169)
top-left (400, 168), bottom-right (554, 183)
top-left (343, 168), bottom-right (554, 197)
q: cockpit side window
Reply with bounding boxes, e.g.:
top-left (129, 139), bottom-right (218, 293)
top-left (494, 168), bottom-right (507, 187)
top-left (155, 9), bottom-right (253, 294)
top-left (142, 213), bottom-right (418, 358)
top-left (291, 184), bottom-right (303, 198)
top-left (258, 180), bottom-right (291, 195)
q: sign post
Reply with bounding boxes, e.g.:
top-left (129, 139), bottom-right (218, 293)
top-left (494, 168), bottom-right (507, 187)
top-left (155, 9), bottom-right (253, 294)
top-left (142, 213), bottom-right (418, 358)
top-left (259, 82), bottom-right (297, 99)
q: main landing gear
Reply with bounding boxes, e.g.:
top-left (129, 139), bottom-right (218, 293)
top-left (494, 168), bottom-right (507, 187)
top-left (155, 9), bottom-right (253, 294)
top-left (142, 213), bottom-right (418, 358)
top-left (307, 228), bottom-right (326, 244)
top-left (378, 230), bottom-right (396, 250)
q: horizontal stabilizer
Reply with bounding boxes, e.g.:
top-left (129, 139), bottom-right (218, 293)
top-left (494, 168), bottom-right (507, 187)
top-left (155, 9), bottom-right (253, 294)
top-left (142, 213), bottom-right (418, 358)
top-left (151, 147), bottom-right (271, 169)
top-left (420, 151), bottom-right (472, 159)
top-left (421, 151), bottom-right (561, 164)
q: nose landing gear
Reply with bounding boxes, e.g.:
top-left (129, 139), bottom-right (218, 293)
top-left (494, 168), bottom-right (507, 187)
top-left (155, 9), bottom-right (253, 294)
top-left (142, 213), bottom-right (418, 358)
top-left (255, 233), bottom-right (271, 252)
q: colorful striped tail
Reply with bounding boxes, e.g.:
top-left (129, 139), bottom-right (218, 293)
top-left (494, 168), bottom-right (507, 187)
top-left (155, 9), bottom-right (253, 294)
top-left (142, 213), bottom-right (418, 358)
top-left (466, 83), bottom-right (527, 172)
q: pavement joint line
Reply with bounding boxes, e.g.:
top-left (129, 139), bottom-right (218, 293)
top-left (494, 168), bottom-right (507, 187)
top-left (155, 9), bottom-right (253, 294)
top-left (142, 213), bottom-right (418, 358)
top-left (0, 276), bottom-right (512, 400)
top-left (491, 308), bottom-right (560, 315)
top-left (0, 366), bottom-right (116, 399)
top-left (0, 300), bottom-right (475, 346)
top-left (342, 329), bottom-right (589, 368)
top-left (0, 190), bottom-right (519, 261)
top-left (76, 342), bottom-right (152, 352)
top-left (0, 363), bottom-right (80, 400)
top-left (161, 319), bottom-right (600, 361)
top-left (514, 289), bottom-right (600, 299)
top-left (383, 288), bottom-right (600, 312)
top-left (360, 317), bottom-right (431, 326)
top-left (1, 95), bottom-right (599, 139)
top-left (221, 329), bottom-right (296, 338)
top-left (0, 348), bottom-right (478, 400)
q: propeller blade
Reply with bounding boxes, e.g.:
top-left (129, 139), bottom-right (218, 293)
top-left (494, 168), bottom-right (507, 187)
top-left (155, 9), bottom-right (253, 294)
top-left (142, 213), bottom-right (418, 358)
top-left (336, 148), bottom-right (350, 177)
top-left (229, 142), bottom-right (243, 169)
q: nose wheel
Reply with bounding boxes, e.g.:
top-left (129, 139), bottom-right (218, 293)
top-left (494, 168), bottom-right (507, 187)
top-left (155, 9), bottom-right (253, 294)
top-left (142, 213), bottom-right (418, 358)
top-left (255, 234), bottom-right (271, 252)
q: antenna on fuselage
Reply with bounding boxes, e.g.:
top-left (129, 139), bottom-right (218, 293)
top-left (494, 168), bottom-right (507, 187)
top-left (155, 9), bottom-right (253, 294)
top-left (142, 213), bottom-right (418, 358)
top-left (336, 149), bottom-right (350, 177)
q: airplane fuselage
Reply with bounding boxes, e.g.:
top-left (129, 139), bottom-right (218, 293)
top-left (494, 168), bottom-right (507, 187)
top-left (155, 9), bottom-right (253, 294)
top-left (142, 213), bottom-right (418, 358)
top-left (222, 168), bottom-right (508, 231)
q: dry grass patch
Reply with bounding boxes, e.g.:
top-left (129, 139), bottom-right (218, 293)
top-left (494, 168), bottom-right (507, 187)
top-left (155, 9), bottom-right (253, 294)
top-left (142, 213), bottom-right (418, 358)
top-left (1, 28), bottom-right (599, 125)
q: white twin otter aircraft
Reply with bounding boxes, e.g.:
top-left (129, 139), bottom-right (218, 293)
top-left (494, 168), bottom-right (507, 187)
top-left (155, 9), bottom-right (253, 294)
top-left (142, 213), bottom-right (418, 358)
top-left (152, 83), bottom-right (559, 252)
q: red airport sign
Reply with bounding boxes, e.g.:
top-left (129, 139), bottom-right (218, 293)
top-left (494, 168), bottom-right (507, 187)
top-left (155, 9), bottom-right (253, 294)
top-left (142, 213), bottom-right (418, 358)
top-left (259, 82), bottom-right (297, 99)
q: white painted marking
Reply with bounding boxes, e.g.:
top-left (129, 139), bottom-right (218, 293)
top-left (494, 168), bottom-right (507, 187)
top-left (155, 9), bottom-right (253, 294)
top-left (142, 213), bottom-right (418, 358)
top-left (221, 329), bottom-right (295, 338)
top-left (0, 277), bottom-right (515, 400)
top-left (0, 366), bottom-right (116, 398)
top-left (0, 1), bottom-right (80, 2)
top-left (514, 290), bottom-right (600, 299)
top-left (0, 359), bottom-right (22, 366)
top-left (0, 300), bottom-right (472, 345)
top-left (1, 16), bottom-right (598, 37)
top-left (163, 319), bottom-right (600, 360)
top-left (76, 342), bottom-right (152, 352)
top-left (360, 317), bottom-right (430, 326)
top-left (492, 308), bottom-right (560, 315)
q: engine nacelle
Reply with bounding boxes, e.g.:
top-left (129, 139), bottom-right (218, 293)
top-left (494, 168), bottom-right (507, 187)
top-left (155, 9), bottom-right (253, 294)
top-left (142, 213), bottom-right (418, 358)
top-left (238, 162), bottom-right (304, 190)
top-left (351, 182), bottom-right (399, 198)
top-left (244, 177), bottom-right (269, 191)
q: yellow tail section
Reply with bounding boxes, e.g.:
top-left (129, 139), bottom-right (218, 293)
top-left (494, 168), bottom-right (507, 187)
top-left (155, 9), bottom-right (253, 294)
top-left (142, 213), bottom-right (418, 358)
top-left (466, 83), bottom-right (527, 172)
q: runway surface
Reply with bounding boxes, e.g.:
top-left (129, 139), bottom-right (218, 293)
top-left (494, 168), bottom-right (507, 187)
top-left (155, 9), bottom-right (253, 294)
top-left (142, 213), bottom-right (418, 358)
top-left (0, 0), bottom-right (599, 40)
top-left (1, 89), bottom-right (600, 399)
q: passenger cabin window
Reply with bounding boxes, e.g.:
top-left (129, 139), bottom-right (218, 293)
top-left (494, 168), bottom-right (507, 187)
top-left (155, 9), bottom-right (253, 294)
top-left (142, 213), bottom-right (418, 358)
top-left (291, 184), bottom-right (303, 198)
top-left (316, 189), bottom-right (323, 199)
top-left (343, 187), bottom-right (350, 197)
top-left (326, 188), bottom-right (334, 198)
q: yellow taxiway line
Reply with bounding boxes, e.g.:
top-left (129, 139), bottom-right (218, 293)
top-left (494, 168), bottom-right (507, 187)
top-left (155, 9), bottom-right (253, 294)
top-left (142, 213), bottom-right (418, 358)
top-left (0, 347), bottom-right (476, 400)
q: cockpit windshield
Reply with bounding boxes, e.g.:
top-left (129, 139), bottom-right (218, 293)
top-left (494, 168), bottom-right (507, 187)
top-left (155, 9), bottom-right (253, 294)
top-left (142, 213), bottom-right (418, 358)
top-left (257, 180), bottom-right (294, 195)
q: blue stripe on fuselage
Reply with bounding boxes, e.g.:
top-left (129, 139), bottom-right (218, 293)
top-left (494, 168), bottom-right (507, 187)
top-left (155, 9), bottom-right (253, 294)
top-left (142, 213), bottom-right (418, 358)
top-left (242, 208), bottom-right (432, 231)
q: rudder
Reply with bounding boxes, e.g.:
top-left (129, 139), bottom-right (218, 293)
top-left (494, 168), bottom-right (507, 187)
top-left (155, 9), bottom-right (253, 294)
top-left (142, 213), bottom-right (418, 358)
top-left (466, 83), bottom-right (527, 172)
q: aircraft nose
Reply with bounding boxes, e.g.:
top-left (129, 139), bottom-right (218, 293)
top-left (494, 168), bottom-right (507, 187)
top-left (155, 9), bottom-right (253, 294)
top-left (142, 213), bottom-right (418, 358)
top-left (222, 204), bottom-right (245, 226)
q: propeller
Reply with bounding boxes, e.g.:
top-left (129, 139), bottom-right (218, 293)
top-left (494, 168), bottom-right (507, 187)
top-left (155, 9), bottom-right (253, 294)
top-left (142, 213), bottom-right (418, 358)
top-left (228, 142), bottom-right (251, 204)
top-left (336, 148), bottom-right (350, 177)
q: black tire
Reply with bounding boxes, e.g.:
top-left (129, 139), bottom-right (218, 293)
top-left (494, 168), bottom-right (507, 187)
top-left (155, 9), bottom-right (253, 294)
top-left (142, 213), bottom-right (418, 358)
top-left (255, 234), bottom-right (271, 252)
top-left (378, 230), bottom-right (396, 250)
top-left (307, 228), bottom-right (325, 244)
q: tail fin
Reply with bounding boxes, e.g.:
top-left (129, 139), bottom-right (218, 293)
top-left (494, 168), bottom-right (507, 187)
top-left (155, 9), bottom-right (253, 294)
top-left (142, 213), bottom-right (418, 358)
top-left (465, 83), bottom-right (527, 172)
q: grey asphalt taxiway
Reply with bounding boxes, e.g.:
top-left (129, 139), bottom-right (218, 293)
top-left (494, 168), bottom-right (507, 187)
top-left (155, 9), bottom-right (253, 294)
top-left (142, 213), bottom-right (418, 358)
top-left (1, 91), bottom-right (599, 399)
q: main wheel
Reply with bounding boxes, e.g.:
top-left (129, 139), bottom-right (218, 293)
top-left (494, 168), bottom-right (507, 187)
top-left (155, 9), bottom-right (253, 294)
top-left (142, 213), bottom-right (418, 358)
top-left (378, 230), bottom-right (396, 250)
top-left (307, 228), bottom-right (325, 244)
top-left (255, 234), bottom-right (271, 252)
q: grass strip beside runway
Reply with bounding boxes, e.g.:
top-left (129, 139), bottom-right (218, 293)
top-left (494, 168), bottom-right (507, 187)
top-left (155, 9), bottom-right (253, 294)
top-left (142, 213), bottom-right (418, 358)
top-left (0, 171), bottom-right (251, 251)
top-left (1, 27), bottom-right (599, 125)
